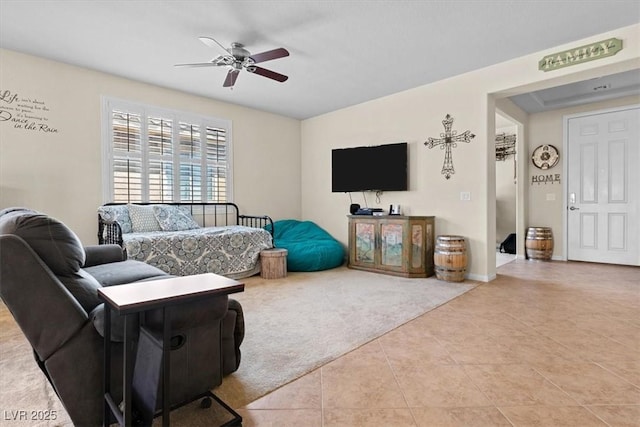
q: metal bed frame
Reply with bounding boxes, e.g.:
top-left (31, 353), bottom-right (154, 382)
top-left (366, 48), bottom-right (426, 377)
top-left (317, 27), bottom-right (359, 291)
top-left (98, 202), bottom-right (273, 247)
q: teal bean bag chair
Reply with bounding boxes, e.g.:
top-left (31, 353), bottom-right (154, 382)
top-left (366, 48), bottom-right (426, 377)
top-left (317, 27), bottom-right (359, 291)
top-left (266, 219), bottom-right (345, 272)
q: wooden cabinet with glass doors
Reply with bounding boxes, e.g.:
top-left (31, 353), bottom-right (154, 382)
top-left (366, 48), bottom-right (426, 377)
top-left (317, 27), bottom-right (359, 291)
top-left (348, 215), bottom-right (435, 278)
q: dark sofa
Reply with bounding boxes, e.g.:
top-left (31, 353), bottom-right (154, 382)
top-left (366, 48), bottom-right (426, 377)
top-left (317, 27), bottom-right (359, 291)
top-left (0, 208), bottom-right (244, 426)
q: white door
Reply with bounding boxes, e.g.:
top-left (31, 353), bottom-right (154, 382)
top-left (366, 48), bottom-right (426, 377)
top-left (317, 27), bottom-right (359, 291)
top-left (567, 106), bottom-right (639, 266)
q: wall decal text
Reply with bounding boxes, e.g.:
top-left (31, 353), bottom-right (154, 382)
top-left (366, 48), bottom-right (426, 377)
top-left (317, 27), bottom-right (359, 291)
top-left (0, 89), bottom-right (59, 133)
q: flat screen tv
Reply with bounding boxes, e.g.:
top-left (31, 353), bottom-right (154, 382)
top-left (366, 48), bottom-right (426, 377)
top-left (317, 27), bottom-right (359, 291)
top-left (332, 142), bottom-right (408, 192)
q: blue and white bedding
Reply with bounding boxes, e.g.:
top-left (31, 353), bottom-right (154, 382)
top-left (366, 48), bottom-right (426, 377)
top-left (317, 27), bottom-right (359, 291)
top-left (123, 225), bottom-right (273, 279)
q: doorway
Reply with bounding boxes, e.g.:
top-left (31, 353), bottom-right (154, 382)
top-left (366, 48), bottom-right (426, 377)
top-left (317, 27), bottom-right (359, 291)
top-left (565, 105), bottom-right (640, 266)
top-left (495, 113), bottom-right (518, 267)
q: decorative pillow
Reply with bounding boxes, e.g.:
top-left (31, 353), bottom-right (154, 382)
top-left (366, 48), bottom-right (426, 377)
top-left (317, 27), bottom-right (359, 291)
top-left (127, 204), bottom-right (161, 232)
top-left (152, 205), bottom-right (200, 231)
top-left (98, 205), bottom-right (132, 234)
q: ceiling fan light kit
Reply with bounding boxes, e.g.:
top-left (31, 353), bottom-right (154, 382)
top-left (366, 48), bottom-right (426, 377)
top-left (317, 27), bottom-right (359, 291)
top-left (175, 36), bottom-right (290, 89)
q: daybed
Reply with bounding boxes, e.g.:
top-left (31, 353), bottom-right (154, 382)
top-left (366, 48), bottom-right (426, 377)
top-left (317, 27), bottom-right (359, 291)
top-left (0, 208), bottom-right (245, 426)
top-left (98, 203), bottom-right (274, 279)
top-left (268, 219), bottom-right (345, 271)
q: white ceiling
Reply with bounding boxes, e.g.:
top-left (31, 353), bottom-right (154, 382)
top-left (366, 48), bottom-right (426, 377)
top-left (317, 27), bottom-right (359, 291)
top-left (509, 69), bottom-right (640, 113)
top-left (1, 1), bottom-right (639, 119)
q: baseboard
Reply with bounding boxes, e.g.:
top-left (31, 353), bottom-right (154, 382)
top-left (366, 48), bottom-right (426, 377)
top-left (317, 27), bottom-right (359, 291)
top-left (466, 272), bottom-right (493, 282)
top-left (516, 254), bottom-right (565, 261)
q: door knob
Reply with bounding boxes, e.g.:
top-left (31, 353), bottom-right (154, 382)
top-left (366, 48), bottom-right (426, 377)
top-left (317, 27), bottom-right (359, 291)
top-left (569, 206), bottom-right (580, 211)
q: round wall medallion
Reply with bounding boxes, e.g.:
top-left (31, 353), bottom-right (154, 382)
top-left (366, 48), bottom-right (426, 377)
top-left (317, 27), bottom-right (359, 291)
top-left (531, 144), bottom-right (560, 169)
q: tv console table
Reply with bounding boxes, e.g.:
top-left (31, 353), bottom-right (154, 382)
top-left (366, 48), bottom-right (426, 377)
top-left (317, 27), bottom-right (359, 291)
top-left (98, 273), bottom-right (244, 427)
top-left (348, 215), bottom-right (435, 278)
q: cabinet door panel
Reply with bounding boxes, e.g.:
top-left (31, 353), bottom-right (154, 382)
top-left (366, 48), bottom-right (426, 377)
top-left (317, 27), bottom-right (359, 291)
top-left (354, 221), bottom-right (376, 265)
top-left (380, 222), bottom-right (404, 267)
top-left (411, 224), bottom-right (424, 269)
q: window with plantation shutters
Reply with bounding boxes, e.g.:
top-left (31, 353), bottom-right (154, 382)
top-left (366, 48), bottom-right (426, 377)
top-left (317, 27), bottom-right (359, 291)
top-left (102, 98), bottom-right (232, 204)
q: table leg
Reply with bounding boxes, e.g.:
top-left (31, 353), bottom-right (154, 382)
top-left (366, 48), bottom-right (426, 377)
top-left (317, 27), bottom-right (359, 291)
top-left (103, 306), bottom-right (111, 427)
top-left (162, 307), bottom-right (170, 427)
top-left (123, 314), bottom-right (135, 427)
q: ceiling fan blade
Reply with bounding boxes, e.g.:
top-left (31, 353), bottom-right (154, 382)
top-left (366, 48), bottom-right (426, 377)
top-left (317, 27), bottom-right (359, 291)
top-left (223, 69), bottom-right (240, 87)
top-left (249, 48), bottom-right (289, 64)
top-left (249, 66), bottom-right (288, 82)
top-left (199, 36), bottom-right (230, 54)
top-left (174, 62), bottom-right (222, 67)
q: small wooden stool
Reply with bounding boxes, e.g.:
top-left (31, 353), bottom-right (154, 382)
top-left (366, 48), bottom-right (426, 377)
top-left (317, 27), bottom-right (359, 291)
top-left (260, 248), bottom-right (288, 279)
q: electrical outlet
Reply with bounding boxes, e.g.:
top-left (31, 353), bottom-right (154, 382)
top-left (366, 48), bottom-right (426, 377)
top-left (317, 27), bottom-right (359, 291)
top-left (460, 191), bottom-right (471, 201)
top-left (546, 193), bottom-right (556, 201)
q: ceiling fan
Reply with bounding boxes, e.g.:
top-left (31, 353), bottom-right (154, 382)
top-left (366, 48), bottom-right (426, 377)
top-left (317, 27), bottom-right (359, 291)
top-left (175, 36), bottom-right (290, 88)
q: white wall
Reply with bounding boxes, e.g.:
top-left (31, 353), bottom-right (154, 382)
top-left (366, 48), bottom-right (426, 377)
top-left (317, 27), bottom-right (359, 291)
top-left (301, 24), bottom-right (640, 281)
top-left (0, 49), bottom-right (302, 244)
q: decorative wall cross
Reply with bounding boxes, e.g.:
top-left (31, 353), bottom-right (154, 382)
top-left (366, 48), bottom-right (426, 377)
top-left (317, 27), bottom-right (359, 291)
top-left (424, 114), bottom-right (475, 179)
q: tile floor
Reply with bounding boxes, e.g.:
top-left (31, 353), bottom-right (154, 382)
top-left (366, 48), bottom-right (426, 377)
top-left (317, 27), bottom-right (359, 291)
top-left (496, 252), bottom-right (517, 268)
top-left (237, 260), bottom-right (640, 426)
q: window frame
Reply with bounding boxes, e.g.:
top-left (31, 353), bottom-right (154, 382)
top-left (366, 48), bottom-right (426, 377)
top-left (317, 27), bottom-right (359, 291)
top-left (101, 96), bottom-right (233, 204)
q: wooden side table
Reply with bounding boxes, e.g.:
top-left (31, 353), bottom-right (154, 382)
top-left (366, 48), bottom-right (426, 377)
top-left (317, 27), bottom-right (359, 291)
top-left (98, 273), bottom-right (244, 427)
top-left (260, 248), bottom-right (288, 279)
top-left (434, 235), bottom-right (467, 282)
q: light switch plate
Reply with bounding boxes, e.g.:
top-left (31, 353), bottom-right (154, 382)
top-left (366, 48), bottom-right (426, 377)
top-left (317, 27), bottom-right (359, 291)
top-left (460, 191), bottom-right (471, 201)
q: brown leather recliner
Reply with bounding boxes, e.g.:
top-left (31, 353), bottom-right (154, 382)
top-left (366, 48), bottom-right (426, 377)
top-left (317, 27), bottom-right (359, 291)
top-left (0, 208), bottom-right (244, 426)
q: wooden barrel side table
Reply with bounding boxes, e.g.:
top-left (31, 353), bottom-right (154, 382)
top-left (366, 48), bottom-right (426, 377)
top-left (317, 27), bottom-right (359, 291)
top-left (525, 227), bottom-right (553, 260)
top-left (434, 235), bottom-right (467, 282)
top-left (260, 248), bottom-right (288, 279)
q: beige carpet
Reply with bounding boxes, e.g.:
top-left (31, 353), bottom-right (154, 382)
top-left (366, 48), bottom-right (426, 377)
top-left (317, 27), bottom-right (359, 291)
top-left (0, 266), bottom-right (476, 426)
top-left (218, 266), bottom-right (476, 406)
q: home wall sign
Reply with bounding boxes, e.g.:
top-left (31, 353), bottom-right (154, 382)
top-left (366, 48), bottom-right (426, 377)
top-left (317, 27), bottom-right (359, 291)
top-left (538, 37), bottom-right (623, 72)
top-left (0, 89), bottom-right (59, 133)
top-left (531, 174), bottom-right (561, 185)
top-left (424, 114), bottom-right (475, 180)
